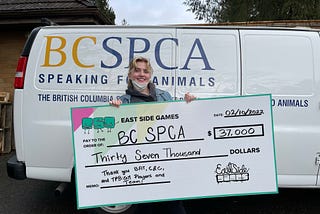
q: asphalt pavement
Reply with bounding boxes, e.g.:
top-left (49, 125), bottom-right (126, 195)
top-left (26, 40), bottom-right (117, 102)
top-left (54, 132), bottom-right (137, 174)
top-left (0, 152), bottom-right (85, 214)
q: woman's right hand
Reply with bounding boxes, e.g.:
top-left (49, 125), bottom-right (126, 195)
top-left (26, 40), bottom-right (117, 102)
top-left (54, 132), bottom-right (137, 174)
top-left (184, 92), bottom-right (196, 103)
top-left (109, 99), bottom-right (122, 108)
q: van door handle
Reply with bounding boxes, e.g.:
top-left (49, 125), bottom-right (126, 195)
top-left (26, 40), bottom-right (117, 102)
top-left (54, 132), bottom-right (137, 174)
top-left (315, 152), bottom-right (320, 165)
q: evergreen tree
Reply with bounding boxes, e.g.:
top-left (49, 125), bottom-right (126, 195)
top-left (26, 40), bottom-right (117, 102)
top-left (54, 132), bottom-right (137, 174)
top-left (95, 0), bottom-right (115, 24)
top-left (183, 0), bottom-right (320, 23)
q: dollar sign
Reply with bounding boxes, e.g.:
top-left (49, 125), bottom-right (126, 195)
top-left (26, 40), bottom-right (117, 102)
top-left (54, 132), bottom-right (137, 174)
top-left (208, 131), bottom-right (212, 136)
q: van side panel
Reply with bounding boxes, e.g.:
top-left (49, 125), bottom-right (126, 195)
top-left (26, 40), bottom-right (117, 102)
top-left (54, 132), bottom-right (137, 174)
top-left (240, 30), bottom-right (320, 186)
top-left (19, 27), bottom-right (177, 181)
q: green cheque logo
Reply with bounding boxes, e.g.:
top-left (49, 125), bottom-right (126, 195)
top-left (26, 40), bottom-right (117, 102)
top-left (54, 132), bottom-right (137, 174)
top-left (82, 117), bottom-right (116, 134)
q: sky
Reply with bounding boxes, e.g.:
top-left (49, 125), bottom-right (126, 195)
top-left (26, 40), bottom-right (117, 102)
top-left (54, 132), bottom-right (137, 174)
top-left (109, 0), bottom-right (204, 25)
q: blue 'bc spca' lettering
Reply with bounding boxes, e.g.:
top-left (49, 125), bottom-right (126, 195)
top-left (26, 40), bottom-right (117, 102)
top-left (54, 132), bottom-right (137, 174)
top-left (42, 36), bottom-right (214, 71)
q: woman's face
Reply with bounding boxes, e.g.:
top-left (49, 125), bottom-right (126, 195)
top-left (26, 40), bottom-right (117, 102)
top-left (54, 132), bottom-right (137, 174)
top-left (129, 61), bottom-right (152, 85)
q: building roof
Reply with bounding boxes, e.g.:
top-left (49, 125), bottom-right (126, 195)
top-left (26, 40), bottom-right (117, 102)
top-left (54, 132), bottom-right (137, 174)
top-left (0, 0), bottom-right (94, 11)
top-left (0, 0), bottom-right (112, 27)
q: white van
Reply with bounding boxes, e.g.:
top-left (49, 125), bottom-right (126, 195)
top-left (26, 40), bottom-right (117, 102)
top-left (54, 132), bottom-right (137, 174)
top-left (7, 25), bottom-right (320, 213)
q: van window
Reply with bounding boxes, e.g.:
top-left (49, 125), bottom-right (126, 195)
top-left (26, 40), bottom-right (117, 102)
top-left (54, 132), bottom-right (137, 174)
top-left (242, 33), bottom-right (314, 95)
top-left (177, 29), bottom-right (240, 98)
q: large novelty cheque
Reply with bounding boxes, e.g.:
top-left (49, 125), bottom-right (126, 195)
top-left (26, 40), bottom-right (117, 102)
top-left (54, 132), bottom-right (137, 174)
top-left (71, 94), bottom-right (278, 209)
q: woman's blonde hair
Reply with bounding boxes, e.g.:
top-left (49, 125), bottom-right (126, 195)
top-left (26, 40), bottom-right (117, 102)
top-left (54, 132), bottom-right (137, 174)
top-left (128, 56), bottom-right (154, 75)
top-left (127, 56), bottom-right (153, 88)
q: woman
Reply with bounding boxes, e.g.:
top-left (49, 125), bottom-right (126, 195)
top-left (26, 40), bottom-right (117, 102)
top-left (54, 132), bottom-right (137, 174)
top-left (109, 56), bottom-right (195, 106)
top-left (110, 56), bottom-right (195, 214)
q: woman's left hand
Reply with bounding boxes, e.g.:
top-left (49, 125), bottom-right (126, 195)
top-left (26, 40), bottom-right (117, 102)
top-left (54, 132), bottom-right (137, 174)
top-left (184, 92), bottom-right (196, 103)
top-left (109, 99), bottom-right (122, 108)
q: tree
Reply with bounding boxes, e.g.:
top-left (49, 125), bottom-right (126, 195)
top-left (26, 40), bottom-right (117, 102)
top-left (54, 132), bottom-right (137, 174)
top-left (95, 0), bottom-right (115, 24)
top-left (183, 0), bottom-right (320, 23)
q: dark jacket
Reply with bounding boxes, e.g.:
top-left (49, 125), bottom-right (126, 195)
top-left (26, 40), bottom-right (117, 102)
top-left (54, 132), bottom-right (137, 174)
top-left (119, 88), bottom-right (172, 103)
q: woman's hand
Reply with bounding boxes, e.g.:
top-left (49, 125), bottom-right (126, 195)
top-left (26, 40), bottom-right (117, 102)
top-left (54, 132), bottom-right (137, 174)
top-left (109, 99), bottom-right (122, 108)
top-left (184, 92), bottom-right (196, 103)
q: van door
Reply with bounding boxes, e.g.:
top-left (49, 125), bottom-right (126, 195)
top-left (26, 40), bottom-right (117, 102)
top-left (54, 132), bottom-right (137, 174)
top-left (240, 29), bottom-right (320, 187)
top-left (176, 28), bottom-right (241, 99)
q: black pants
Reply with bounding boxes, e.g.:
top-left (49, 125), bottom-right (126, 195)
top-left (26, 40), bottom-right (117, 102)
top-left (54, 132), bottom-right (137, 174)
top-left (134, 201), bottom-right (186, 214)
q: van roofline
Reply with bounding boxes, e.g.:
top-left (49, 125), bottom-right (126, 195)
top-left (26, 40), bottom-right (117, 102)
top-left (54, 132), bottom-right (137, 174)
top-left (21, 27), bottom-right (41, 56)
top-left (38, 24), bottom-right (320, 32)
